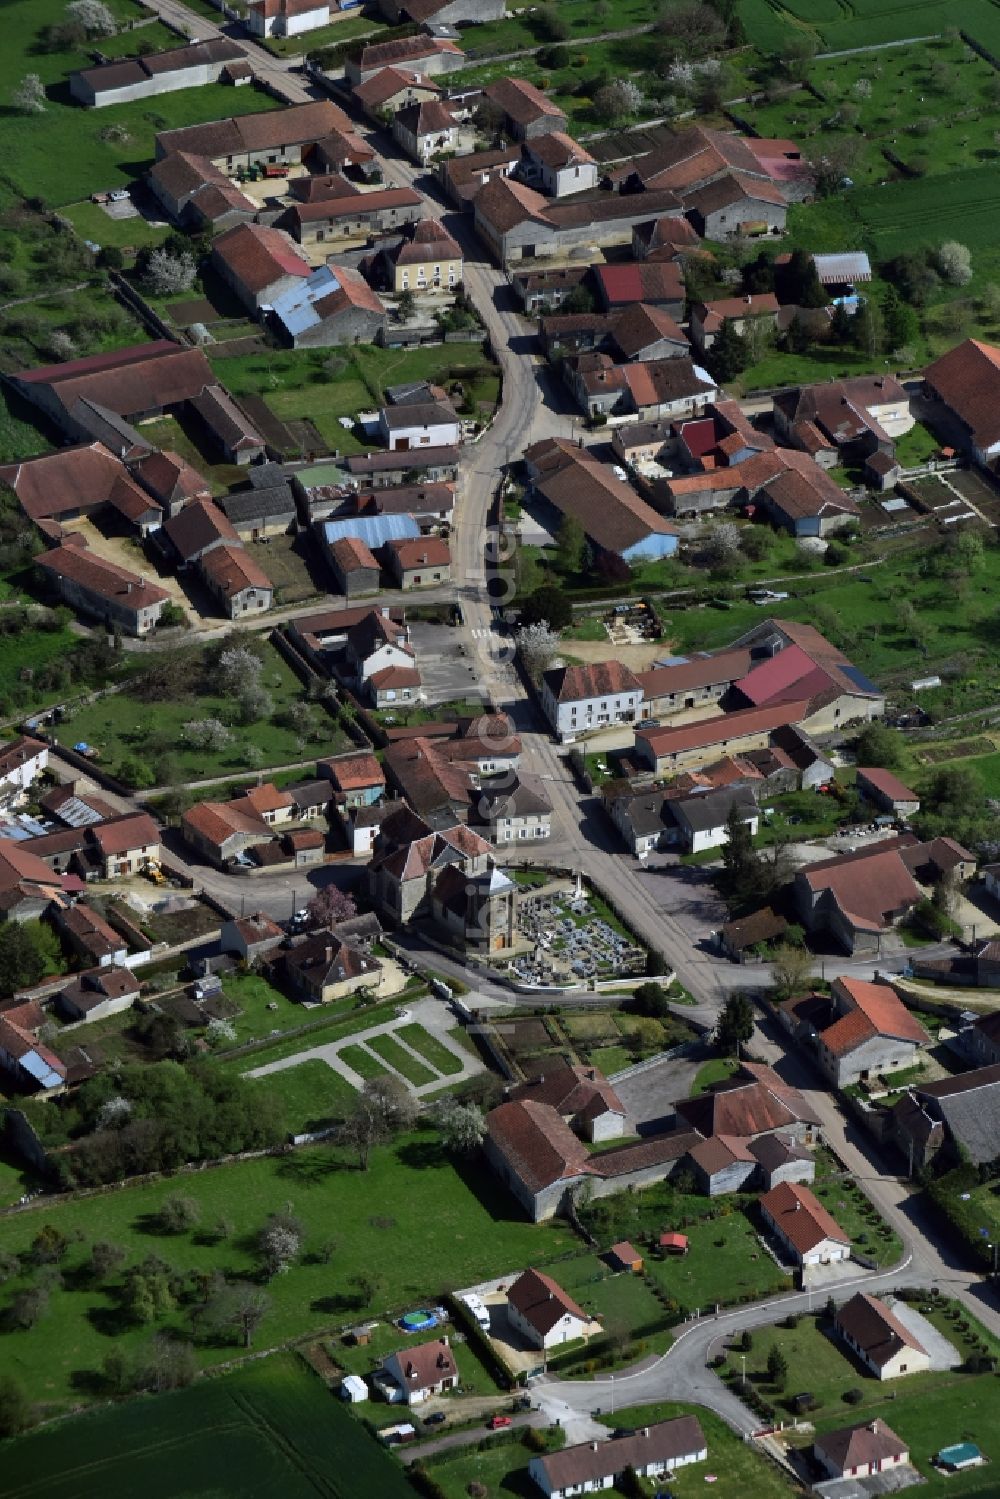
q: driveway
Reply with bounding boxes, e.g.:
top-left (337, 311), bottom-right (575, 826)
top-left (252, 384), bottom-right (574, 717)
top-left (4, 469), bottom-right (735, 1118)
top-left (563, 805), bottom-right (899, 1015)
top-left (888, 1299), bottom-right (960, 1369)
top-left (406, 620), bottom-right (487, 706)
top-left (611, 1046), bottom-right (711, 1134)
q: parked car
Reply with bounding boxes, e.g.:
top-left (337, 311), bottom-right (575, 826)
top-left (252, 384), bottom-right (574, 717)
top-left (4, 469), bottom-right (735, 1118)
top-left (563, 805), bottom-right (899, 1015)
top-left (488, 1415), bottom-right (512, 1430)
top-left (423, 1412), bottom-right (446, 1427)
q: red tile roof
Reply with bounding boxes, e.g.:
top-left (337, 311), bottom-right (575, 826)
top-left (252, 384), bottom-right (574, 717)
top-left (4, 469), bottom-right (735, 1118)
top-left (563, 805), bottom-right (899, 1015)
top-left (544, 660), bottom-right (641, 703)
top-left (637, 699), bottom-right (811, 761)
top-left (857, 766), bottom-right (918, 804)
top-left (386, 536), bottom-right (451, 571)
top-left (37, 544), bottom-right (169, 614)
top-left (91, 812), bottom-right (159, 857)
top-left (924, 338), bottom-right (1000, 451)
top-left (760, 1181), bottom-right (850, 1255)
top-left (832, 976), bottom-right (927, 1045)
top-left (213, 222), bottom-right (310, 294)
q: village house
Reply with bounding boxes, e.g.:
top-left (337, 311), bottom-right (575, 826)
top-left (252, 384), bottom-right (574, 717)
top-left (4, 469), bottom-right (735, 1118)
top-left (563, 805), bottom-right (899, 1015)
top-left (794, 834), bottom-right (974, 955)
top-left (773, 374), bottom-right (913, 468)
top-left (57, 967), bottom-right (140, 1025)
top-left (35, 543), bottom-right (169, 637)
top-left (814, 1421), bottom-right (909, 1482)
top-left (353, 65), bottom-right (442, 121)
top-left (161, 498), bottom-right (241, 568)
top-left (519, 133), bottom-right (599, 198)
top-left (440, 144), bottom-right (522, 211)
top-left (346, 34), bottom-right (466, 87)
top-left (345, 448), bottom-right (459, 486)
top-left (529, 1417), bottom-right (707, 1499)
top-left (282, 188), bottom-right (425, 249)
top-left (690, 293), bottom-right (780, 353)
top-left (53, 901), bottom-right (128, 969)
top-left (268, 263), bottom-right (387, 348)
top-left (670, 785), bottom-right (759, 854)
top-left (378, 1336), bottom-right (459, 1404)
top-left (279, 930), bottom-right (383, 1003)
top-left (220, 912), bottom-right (285, 963)
top-left (483, 76), bottom-right (567, 140)
top-left (70, 38), bottom-right (245, 108)
top-left (377, 399), bottom-right (461, 453)
top-left (759, 1181), bottom-right (851, 1270)
top-left (392, 99), bottom-right (466, 164)
top-left (246, 0), bottom-right (337, 37)
top-left (922, 337), bottom-right (1000, 469)
top-left (675, 1061), bottom-right (819, 1144)
top-left (506, 1268), bottom-right (592, 1351)
top-left (834, 1293), bottom-right (931, 1380)
top-left (155, 101), bottom-right (356, 173)
top-left (363, 219), bottom-right (463, 295)
top-left (0, 737), bottom-right (48, 804)
top-left (525, 439), bottom-right (680, 568)
top-left (471, 773), bottom-right (552, 845)
top-left (328, 535), bottom-right (381, 597)
top-left (473, 177), bottom-right (687, 268)
top-left (218, 467), bottom-right (297, 540)
top-left (147, 150), bottom-right (257, 230)
top-left (540, 661), bottom-right (644, 743)
top-left (211, 222), bottom-right (311, 316)
top-left (781, 976), bottom-right (928, 1088)
top-left (593, 261), bottom-right (686, 318)
top-left (319, 751), bottom-right (386, 807)
top-left (0, 442), bottom-right (166, 536)
top-left (0, 1002), bottom-right (66, 1092)
top-left (485, 1096), bottom-right (703, 1220)
top-left (200, 543), bottom-right (274, 620)
top-left (507, 1062), bottom-right (627, 1142)
top-left (383, 536), bottom-right (451, 589)
top-left (181, 799), bottom-right (270, 867)
top-left (892, 1063), bottom-right (1000, 1169)
top-left (855, 766), bottom-right (920, 819)
top-left (87, 814), bottom-right (161, 880)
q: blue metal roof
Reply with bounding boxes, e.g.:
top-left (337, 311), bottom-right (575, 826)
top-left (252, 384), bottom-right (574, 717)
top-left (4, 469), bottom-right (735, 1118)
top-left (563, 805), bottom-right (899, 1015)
top-left (270, 266), bottom-right (341, 338)
top-left (322, 513), bottom-right (420, 550)
top-left (842, 663), bottom-right (881, 697)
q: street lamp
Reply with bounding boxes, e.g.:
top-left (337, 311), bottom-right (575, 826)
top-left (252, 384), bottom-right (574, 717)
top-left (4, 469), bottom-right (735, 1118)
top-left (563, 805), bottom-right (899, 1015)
top-left (988, 1242), bottom-right (998, 1277)
top-left (610, 1373), bottom-right (615, 1414)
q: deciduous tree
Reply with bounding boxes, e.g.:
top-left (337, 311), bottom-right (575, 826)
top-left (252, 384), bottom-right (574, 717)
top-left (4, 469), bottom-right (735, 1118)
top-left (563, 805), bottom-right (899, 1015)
top-left (12, 75), bottom-right (46, 114)
top-left (305, 884), bottom-right (357, 928)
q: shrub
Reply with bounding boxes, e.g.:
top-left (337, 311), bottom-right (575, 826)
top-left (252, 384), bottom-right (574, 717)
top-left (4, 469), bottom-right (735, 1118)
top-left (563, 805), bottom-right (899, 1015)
top-left (843, 1387), bottom-right (863, 1405)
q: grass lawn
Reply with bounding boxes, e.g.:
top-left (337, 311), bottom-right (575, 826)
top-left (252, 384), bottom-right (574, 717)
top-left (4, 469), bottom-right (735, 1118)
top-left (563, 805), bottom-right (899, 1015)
top-left (53, 639), bottom-right (347, 783)
top-left (740, 1312), bottom-right (953, 1426)
top-left (588, 1045), bottom-right (632, 1076)
top-left (822, 1376), bottom-right (1000, 1496)
top-left (0, 623), bottom-right (79, 704)
top-left (0, 389), bottom-right (53, 466)
top-left (644, 1213), bottom-right (793, 1313)
top-left (0, 1131), bottom-right (578, 1412)
top-left (219, 972), bottom-right (315, 1047)
top-left (61, 199), bottom-right (172, 253)
top-left (811, 1176), bottom-right (902, 1266)
top-left (260, 13), bottom-right (384, 54)
top-left (243, 1058), bottom-right (358, 1136)
top-left (690, 1056), bottom-right (740, 1096)
top-left (419, 1429), bottom-right (562, 1499)
top-left (464, 0), bottom-right (656, 56)
top-left (563, 1265), bottom-right (666, 1334)
top-left (210, 343), bottom-right (498, 451)
top-left (338, 1042), bottom-right (391, 1081)
top-left (0, 1353), bottom-right (414, 1499)
top-left (655, 540), bottom-right (1000, 700)
top-left (397, 1023), bottom-right (464, 1076)
top-left (3, 36), bottom-right (281, 208)
top-left (365, 1032), bottom-right (437, 1087)
top-left (602, 1402), bottom-right (797, 1496)
top-left (216, 999), bottom-right (406, 1075)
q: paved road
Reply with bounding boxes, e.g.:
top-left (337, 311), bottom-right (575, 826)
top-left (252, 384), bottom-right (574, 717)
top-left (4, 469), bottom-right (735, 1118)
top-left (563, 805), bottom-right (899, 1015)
top-left (140, 0), bottom-right (316, 101)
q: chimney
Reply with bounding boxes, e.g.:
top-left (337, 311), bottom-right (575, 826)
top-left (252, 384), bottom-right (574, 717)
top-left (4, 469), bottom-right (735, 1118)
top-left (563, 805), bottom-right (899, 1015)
top-left (643, 1427), bottom-right (649, 1438)
top-left (794, 1199), bottom-right (801, 1211)
top-left (869, 1420), bottom-right (879, 1433)
top-left (324, 945), bottom-right (333, 962)
top-left (591, 1442), bottom-right (599, 1452)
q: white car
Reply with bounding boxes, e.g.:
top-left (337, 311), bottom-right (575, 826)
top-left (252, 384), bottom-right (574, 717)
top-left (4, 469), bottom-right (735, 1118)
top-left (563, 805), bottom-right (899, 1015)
top-left (108, 189), bottom-right (130, 203)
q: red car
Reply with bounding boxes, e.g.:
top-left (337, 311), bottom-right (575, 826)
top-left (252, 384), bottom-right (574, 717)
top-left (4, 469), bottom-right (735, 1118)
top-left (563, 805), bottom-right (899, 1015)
top-left (488, 1415), bottom-right (512, 1430)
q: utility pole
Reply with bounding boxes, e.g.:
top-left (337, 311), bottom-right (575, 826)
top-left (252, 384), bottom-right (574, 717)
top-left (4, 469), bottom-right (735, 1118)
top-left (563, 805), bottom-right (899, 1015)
top-left (610, 1373), bottom-right (615, 1414)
